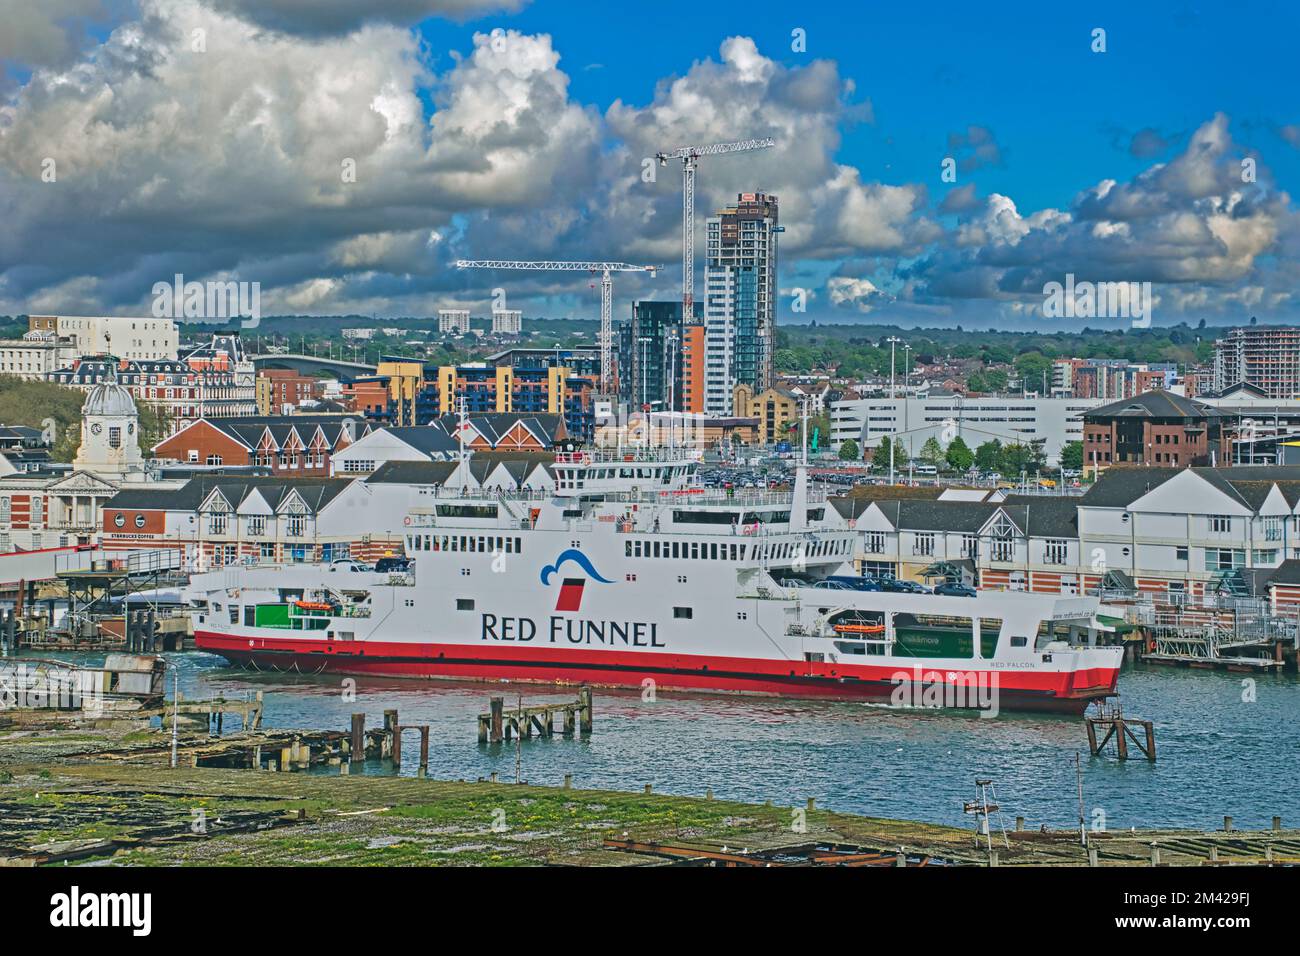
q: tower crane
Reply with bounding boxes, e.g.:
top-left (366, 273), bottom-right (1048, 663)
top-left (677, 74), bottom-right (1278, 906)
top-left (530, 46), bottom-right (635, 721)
top-left (454, 260), bottom-right (659, 395)
top-left (655, 138), bottom-right (776, 316)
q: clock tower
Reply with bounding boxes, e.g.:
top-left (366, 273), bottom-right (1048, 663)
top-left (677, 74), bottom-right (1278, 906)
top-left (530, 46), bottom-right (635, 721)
top-left (74, 351), bottom-right (144, 477)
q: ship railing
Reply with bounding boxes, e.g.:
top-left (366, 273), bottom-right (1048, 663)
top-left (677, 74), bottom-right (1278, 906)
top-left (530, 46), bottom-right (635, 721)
top-left (579, 446), bottom-right (705, 464)
top-left (336, 606), bottom-right (371, 619)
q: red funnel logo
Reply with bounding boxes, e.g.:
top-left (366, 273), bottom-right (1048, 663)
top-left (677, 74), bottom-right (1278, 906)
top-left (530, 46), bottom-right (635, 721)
top-left (540, 549), bottom-right (613, 613)
top-left (556, 578), bottom-right (585, 612)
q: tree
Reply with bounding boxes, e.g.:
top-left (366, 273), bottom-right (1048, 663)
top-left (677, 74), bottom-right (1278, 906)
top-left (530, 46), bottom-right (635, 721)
top-left (975, 439), bottom-right (1003, 473)
top-left (919, 437), bottom-right (945, 466)
top-left (945, 435), bottom-right (974, 472)
top-left (1060, 440), bottom-right (1084, 471)
top-left (1000, 442), bottom-right (1046, 476)
top-left (873, 435), bottom-right (891, 469)
top-left (839, 438), bottom-right (860, 461)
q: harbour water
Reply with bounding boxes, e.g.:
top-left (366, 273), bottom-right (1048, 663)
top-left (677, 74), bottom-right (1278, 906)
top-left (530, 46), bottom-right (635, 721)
top-left (17, 649), bottom-right (1299, 831)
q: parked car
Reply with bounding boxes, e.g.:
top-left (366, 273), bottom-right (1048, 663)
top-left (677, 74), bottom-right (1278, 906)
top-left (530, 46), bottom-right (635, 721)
top-left (374, 557), bottom-right (411, 573)
top-left (933, 582), bottom-right (977, 597)
top-left (825, 575), bottom-right (882, 592)
top-left (811, 579), bottom-right (854, 590)
top-left (328, 559), bottom-right (372, 573)
top-left (878, 577), bottom-right (931, 594)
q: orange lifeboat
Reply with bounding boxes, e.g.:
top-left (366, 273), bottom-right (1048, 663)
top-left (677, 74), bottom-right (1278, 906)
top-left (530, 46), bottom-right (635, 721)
top-left (833, 622), bottom-right (886, 635)
top-left (294, 600), bottom-right (334, 612)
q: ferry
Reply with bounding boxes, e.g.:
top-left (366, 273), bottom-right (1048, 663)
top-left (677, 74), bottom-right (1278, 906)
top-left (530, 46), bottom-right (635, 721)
top-left (186, 448), bottom-right (1123, 714)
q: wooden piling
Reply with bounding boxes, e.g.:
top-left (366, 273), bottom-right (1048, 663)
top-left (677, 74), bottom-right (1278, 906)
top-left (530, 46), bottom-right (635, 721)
top-left (578, 685), bottom-right (592, 733)
top-left (563, 773), bottom-right (572, 789)
top-left (490, 697), bottom-right (504, 744)
top-left (418, 726), bottom-right (429, 777)
top-left (382, 710), bottom-right (398, 760)
top-left (350, 713), bottom-right (365, 763)
top-left (1224, 815), bottom-right (1233, 832)
top-left (1273, 816), bottom-right (1282, 831)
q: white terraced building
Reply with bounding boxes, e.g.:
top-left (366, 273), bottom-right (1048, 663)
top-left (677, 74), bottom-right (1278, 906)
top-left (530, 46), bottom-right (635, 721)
top-left (827, 465), bottom-right (1300, 614)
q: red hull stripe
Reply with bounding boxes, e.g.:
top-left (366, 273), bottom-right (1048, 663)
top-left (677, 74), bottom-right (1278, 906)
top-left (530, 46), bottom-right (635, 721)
top-left (195, 631), bottom-right (1118, 714)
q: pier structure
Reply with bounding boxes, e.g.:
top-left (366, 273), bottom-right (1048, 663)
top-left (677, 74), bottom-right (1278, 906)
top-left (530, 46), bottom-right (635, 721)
top-left (478, 686), bottom-right (593, 744)
top-left (1085, 700), bottom-right (1156, 761)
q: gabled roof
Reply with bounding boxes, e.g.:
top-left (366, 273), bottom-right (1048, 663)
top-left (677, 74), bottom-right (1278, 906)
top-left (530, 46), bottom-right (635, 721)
top-left (1084, 389), bottom-right (1229, 420)
top-left (374, 426), bottom-right (460, 456)
top-left (998, 497), bottom-right (1080, 538)
top-left (429, 413), bottom-right (565, 448)
top-left (1079, 467), bottom-right (1183, 507)
top-left (104, 476), bottom-right (352, 513)
top-left (365, 460), bottom-right (459, 485)
top-left (158, 415), bottom-right (369, 453)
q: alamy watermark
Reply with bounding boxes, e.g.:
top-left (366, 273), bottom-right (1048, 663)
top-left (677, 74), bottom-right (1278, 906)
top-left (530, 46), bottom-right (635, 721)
top-left (0, 665), bottom-right (104, 712)
top-left (1042, 273), bottom-right (1152, 328)
top-left (889, 666), bottom-right (1000, 718)
top-left (151, 273), bottom-right (261, 328)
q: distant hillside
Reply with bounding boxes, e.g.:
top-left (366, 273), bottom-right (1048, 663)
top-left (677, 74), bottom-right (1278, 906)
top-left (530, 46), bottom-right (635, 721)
top-left (0, 376), bottom-right (168, 461)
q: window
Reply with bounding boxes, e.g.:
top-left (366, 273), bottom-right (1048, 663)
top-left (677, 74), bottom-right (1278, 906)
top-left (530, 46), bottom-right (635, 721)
top-left (913, 533), bottom-right (934, 557)
top-left (248, 516), bottom-right (265, 536)
top-left (1263, 517), bottom-right (1283, 541)
top-left (1044, 540), bottom-right (1068, 565)
top-left (1204, 548), bottom-right (1245, 571)
top-left (108, 427), bottom-right (121, 448)
top-left (287, 515), bottom-right (305, 537)
top-left (456, 599), bottom-right (474, 610)
top-left (206, 455), bottom-right (223, 466)
top-left (864, 532), bottom-right (886, 553)
top-left (208, 513), bottom-right (227, 535)
top-left (1176, 546), bottom-right (1188, 561)
top-left (673, 607), bottom-right (693, 619)
top-left (1210, 515), bottom-right (1232, 534)
top-left (961, 535), bottom-right (978, 558)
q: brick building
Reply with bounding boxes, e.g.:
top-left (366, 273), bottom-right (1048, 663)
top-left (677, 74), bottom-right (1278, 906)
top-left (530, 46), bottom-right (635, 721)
top-left (256, 369), bottom-right (318, 414)
top-left (1082, 390), bottom-right (1236, 475)
top-left (152, 415), bottom-right (372, 474)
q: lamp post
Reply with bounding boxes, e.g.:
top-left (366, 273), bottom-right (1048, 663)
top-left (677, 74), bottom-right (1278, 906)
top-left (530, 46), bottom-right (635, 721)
top-left (885, 337), bottom-right (902, 484)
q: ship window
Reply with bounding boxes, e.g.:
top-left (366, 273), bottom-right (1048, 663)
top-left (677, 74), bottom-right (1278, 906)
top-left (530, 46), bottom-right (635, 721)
top-left (690, 543), bottom-right (699, 560)
top-left (625, 541), bottom-right (632, 557)
top-left (1010, 636), bottom-right (1028, 647)
top-left (514, 538), bottom-right (521, 552)
top-left (457, 599), bottom-right (474, 611)
top-left (674, 607), bottom-right (693, 619)
top-left (710, 543), bottom-right (718, 560)
top-left (671, 542), bottom-right (680, 559)
top-left (505, 538), bottom-right (514, 554)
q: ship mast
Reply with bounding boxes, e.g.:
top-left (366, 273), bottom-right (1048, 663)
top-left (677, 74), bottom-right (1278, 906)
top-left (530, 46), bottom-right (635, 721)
top-left (791, 396), bottom-right (809, 532)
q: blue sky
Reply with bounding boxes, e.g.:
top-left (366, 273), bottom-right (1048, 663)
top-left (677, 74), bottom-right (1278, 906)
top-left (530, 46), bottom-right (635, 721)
top-left (1, 0), bottom-right (1297, 328)
top-left (417, 0), bottom-right (1299, 212)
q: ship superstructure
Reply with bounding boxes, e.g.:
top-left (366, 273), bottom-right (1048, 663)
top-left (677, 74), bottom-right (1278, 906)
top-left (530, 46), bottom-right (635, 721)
top-left (187, 447), bottom-right (1123, 713)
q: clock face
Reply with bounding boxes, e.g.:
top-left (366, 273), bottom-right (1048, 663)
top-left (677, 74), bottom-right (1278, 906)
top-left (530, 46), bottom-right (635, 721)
top-left (127, 422), bottom-right (135, 434)
top-left (90, 423), bottom-right (103, 435)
